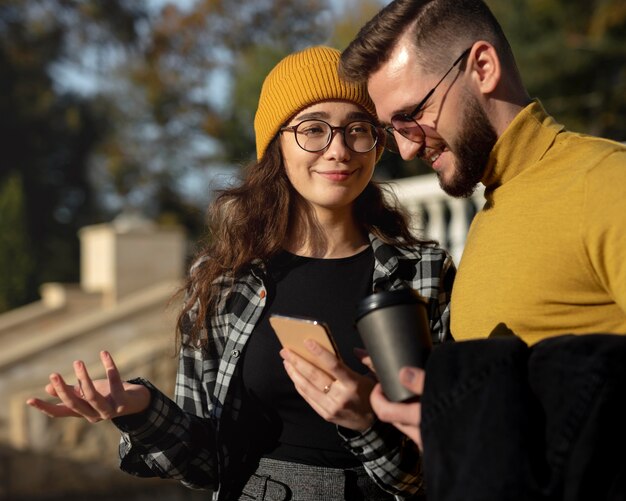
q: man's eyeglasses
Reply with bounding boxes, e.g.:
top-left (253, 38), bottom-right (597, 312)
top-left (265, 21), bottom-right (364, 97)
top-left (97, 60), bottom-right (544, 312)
top-left (280, 119), bottom-right (380, 154)
top-left (385, 47), bottom-right (472, 153)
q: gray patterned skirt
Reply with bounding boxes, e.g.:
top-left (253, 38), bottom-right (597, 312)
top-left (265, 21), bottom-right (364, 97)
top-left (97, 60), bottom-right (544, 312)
top-left (238, 457), bottom-right (399, 500)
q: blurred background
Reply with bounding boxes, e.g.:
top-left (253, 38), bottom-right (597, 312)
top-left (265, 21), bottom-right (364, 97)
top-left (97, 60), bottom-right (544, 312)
top-left (0, 0), bottom-right (624, 499)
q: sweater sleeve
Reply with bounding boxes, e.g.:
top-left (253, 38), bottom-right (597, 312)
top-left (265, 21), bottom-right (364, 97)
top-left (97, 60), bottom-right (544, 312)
top-left (583, 150), bottom-right (626, 316)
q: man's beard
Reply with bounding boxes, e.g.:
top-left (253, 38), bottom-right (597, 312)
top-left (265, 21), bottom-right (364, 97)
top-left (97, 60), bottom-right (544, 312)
top-left (439, 95), bottom-right (497, 198)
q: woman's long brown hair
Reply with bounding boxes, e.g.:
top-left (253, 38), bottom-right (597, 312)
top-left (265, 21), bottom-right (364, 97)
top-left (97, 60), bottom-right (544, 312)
top-left (175, 138), bottom-right (434, 348)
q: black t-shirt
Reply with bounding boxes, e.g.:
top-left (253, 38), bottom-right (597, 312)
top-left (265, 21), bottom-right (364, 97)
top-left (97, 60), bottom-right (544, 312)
top-left (240, 247), bottom-right (374, 467)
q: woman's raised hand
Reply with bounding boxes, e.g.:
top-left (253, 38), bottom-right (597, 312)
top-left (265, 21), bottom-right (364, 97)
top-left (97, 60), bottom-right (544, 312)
top-left (26, 350), bottom-right (151, 423)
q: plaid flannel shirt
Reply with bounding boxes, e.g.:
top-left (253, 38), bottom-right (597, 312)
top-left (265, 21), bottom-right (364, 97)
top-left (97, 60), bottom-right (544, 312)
top-left (114, 235), bottom-right (455, 500)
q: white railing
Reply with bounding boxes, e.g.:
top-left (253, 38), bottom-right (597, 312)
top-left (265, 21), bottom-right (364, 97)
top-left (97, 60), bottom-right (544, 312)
top-left (385, 174), bottom-right (485, 265)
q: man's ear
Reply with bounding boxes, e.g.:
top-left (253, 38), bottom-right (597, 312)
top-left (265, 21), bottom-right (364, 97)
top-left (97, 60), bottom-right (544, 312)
top-left (467, 41), bottom-right (500, 95)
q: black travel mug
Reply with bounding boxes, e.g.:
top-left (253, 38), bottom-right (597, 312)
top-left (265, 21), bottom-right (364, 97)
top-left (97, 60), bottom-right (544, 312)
top-left (355, 288), bottom-right (432, 402)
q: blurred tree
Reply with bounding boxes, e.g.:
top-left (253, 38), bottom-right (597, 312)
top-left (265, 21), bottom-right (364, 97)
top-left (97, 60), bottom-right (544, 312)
top-left (97, 0), bottom-right (335, 242)
top-left (487, 0), bottom-right (626, 140)
top-left (0, 0), bottom-right (147, 311)
top-left (0, 173), bottom-right (34, 311)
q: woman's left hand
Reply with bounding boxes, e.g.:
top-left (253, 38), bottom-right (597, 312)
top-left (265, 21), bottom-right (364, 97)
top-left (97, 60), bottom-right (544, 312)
top-left (280, 339), bottom-right (376, 432)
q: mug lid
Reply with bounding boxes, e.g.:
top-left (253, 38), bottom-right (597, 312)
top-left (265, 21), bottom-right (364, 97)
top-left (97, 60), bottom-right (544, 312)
top-left (355, 288), bottom-right (426, 321)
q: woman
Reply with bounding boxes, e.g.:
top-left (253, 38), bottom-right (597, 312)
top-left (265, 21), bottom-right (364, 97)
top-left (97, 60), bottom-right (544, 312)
top-left (27, 46), bottom-right (455, 500)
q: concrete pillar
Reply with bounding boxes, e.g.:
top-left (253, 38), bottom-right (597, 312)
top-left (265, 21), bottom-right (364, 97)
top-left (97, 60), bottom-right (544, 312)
top-left (79, 213), bottom-right (186, 306)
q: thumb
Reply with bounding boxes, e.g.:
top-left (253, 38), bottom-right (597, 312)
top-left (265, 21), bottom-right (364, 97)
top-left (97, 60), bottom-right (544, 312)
top-left (398, 366), bottom-right (425, 394)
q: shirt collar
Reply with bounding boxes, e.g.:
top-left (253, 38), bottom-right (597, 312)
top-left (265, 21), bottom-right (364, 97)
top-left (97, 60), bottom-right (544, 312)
top-left (482, 99), bottom-right (565, 191)
top-left (368, 233), bottom-right (422, 291)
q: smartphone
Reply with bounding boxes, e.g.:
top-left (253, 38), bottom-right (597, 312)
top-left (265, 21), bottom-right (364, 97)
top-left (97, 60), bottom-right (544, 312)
top-left (269, 314), bottom-right (341, 369)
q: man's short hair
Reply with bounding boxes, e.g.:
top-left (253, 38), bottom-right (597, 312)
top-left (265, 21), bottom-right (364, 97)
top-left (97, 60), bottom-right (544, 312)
top-left (339, 0), bottom-right (515, 82)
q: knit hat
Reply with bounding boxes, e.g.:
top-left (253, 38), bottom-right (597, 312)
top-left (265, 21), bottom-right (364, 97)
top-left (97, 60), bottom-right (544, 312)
top-left (254, 46), bottom-right (380, 160)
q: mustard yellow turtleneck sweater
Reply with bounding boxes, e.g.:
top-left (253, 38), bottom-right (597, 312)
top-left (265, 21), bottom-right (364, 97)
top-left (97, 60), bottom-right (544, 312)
top-left (451, 100), bottom-right (626, 345)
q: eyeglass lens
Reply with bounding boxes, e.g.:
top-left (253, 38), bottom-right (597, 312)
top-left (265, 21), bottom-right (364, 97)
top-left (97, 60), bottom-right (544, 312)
top-left (388, 120), bottom-right (425, 148)
top-left (385, 123), bottom-right (445, 156)
top-left (292, 120), bottom-right (377, 153)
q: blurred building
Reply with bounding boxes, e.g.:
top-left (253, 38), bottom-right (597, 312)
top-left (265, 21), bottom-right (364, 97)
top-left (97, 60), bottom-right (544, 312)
top-left (388, 174), bottom-right (484, 265)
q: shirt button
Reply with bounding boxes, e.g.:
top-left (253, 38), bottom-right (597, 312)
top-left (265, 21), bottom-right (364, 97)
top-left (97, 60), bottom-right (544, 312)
top-left (259, 289), bottom-right (266, 299)
top-left (231, 349), bottom-right (240, 358)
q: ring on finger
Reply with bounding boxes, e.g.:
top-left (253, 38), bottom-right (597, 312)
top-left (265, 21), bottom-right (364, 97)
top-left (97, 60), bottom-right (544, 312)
top-left (323, 382), bottom-right (333, 394)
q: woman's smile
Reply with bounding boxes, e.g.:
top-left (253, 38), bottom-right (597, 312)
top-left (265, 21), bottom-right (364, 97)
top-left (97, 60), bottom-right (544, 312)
top-left (313, 168), bottom-right (357, 182)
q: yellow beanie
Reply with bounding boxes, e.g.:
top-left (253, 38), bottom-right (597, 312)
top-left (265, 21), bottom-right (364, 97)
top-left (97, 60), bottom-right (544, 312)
top-left (254, 46), bottom-right (379, 161)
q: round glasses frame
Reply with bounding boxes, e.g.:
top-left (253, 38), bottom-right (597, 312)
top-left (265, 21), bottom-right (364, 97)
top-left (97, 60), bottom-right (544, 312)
top-left (280, 119), bottom-right (380, 154)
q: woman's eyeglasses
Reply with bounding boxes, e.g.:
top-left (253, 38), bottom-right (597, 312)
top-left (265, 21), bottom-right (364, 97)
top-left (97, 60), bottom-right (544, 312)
top-left (280, 119), bottom-right (380, 154)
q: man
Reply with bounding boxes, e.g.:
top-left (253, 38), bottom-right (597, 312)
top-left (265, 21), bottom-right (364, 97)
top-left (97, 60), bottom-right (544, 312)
top-left (340, 1), bottom-right (626, 498)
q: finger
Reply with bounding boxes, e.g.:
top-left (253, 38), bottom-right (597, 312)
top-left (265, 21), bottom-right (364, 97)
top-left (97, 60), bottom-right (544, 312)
top-left (45, 382), bottom-right (81, 399)
top-left (282, 358), bottom-right (331, 395)
top-left (282, 360), bottom-right (338, 419)
top-left (74, 360), bottom-right (113, 418)
top-left (101, 351), bottom-right (125, 397)
top-left (393, 421), bottom-right (423, 450)
top-left (281, 358), bottom-right (346, 414)
top-left (370, 383), bottom-right (421, 427)
top-left (353, 347), bottom-right (375, 374)
top-left (369, 383), bottom-right (388, 415)
top-left (280, 348), bottom-right (336, 390)
top-left (45, 383), bottom-right (58, 397)
top-left (48, 373), bottom-right (101, 422)
top-left (302, 339), bottom-right (352, 381)
top-left (398, 367), bottom-right (425, 394)
top-left (26, 398), bottom-right (82, 418)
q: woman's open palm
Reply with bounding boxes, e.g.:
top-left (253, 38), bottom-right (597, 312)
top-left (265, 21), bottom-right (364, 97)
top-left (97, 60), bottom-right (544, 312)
top-left (26, 351), bottom-right (151, 423)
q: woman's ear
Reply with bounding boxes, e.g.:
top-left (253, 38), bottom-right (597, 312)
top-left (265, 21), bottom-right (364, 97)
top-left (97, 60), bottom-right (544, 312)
top-left (467, 41), bottom-right (501, 95)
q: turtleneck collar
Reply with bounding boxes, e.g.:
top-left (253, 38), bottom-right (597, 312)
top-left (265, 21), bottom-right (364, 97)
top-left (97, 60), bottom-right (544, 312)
top-left (481, 99), bottom-right (565, 194)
